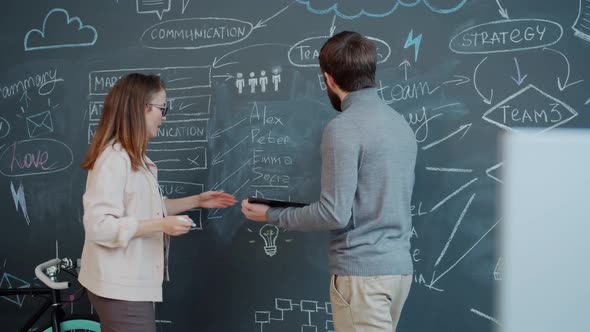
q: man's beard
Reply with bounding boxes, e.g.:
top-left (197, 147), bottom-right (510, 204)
top-left (327, 85), bottom-right (342, 112)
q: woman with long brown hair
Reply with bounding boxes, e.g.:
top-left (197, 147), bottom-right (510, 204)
top-left (78, 73), bottom-right (236, 332)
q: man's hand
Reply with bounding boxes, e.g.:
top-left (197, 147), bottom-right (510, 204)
top-left (241, 199), bottom-right (269, 222)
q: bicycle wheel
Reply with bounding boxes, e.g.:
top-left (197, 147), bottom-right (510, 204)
top-left (39, 314), bottom-right (101, 331)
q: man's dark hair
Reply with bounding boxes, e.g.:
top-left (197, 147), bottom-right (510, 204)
top-left (319, 31), bottom-right (377, 92)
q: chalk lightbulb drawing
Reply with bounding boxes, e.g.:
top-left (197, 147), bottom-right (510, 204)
top-left (259, 224), bottom-right (279, 257)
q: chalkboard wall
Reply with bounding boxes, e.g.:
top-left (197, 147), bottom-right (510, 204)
top-left (1, 0), bottom-right (589, 331)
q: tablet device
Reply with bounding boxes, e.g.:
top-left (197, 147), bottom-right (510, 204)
top-left (247, 197), bottom-right (309, 208)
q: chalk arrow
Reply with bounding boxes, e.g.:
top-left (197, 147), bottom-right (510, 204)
top-left (510, 57), bottom-right (527, 86)
top-left (182, 0), bottom-right (190, 14)
top-left (430, 177), bottom-right (478, 213)
top-left (20, 90), bottom-right (31, 108)
top-left (474, 57), bottom-right (494, 105)
top-left (253, 1), bottom-right (296, 29)
top-left (213, 43), bottom-right (291, 69)
top-left (429, 219), bottom-right (500, 288)
top-left (329, 14), bottom-right (337, 36)
top-left (211, 135), bottom-right (249, 165)
top-left (399, 60), bottom-right (411, 81)
top-left (434, 194), bottom-right (476, 267)
top-left (486, 162), bottom-right (504, 184)
top-left (544, 47), bottom-right (584, 91)
top-left (211, 159), bottom-right (251, 190)
top-left (422, 123), bottom-right (471, 151)
top-left (496, 0), bottom-right (509, 19)
top-left (209, 117), bottom-right (247, 139)
top-left (212, 56), bottom-right (237, 69)
top-left (471, 309), bottom-right (501, 326)
top-left (212, 73), bottom-right (234, 81)
top-left (207, 208), bottom-right (223, 220)
top-left (443, 75), bottom-right (470, 86)
top-left (208, 179), bottom-right (251, 219)
top-left (425, 167), bottom-right (473, 173)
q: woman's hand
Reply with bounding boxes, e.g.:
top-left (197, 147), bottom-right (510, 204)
top-left (161, 215), bottom-right (193, 236)
top-left (196, 191), bottom-right (237, 208)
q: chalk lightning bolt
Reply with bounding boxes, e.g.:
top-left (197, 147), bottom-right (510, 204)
top-left (404, 30), bottom-right (422, 63)
top-left (11, 181), bottom-right (31, 226)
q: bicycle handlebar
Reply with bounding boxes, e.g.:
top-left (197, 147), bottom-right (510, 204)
top-left (35, 258), bottom-right (71, 290)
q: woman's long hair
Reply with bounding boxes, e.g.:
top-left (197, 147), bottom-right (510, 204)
top-left (81, 73), bottom-right (165, 171)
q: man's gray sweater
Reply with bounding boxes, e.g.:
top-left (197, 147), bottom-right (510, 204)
top-left (266, 88), bottom-right (417, 276)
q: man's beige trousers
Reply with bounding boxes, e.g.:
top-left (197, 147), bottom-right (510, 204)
top-left (330, 274), bottom-right (412, 332)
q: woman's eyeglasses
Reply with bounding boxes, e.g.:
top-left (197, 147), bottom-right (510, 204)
top-left (147, 103), bottom-right (169, 116)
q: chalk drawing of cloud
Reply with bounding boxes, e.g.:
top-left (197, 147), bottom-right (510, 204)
top-left (24, 8), bottom-right (98, 51)
top-left (296, 0), bottom-right (468, 19)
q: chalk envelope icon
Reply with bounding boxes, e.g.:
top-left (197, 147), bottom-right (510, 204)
top-left (26, 111), bottom-right (54, 138)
